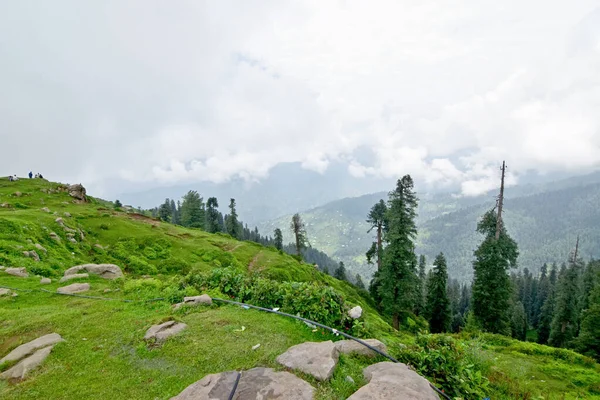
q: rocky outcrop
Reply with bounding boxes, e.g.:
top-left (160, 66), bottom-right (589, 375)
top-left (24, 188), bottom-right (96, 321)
top-left (57, 283), bottom-right (90, 294)
top-left (347, 362), bottom-right (439, 400)
top-left (0, 288), bottom-right (13, 296)
top-left (23, 250), bottom-right (40, 262)
top-left (144, 321), bottom-right (188, 342)
top-left (59, 273), bottom-right (89, 283)
top-left (277, 341), bottom-right (339, 381)
top-left (40, 277), bottom-right (51, 284)
top-left (335, 339), bottom-right (387, 357)
top-left (170, 367), bottom-right (314, 400)
top-left (63, 264), bottom-right (123, 280)
top-left (5, 267), bottom-right (28, 278)
top-left (173, 294), bottom-right (212, 309)
top-left (348, 306), bottom-right (363, 319)
top-left (0, 333), bottom-right (64, 381)
top-left (68, 184), bottom-right (87, 202)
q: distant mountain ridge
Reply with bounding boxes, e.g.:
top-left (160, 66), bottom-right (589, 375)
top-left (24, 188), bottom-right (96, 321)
top-left (257, 171), bottom-right (600, 282)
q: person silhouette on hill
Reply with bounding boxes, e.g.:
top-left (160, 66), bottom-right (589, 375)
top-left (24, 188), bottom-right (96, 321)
top-left (29, 171), bottom-right (33, 179)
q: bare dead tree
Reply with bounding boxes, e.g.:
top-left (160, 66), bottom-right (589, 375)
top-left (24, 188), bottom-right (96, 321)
top-left (495, 161), bottom-right (506, 240)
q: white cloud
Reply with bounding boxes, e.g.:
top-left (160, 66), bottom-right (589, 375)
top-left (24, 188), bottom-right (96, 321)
top-left (0, 1), bottom-right (599, 198)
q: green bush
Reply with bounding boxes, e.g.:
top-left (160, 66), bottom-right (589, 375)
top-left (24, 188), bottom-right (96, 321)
top-left (396, 334), bottom-right (489, 398)
top-left (27, 264), bottom-right (55, 277)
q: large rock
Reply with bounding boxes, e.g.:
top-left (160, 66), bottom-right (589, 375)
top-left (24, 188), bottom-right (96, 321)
top-left (170, 367), bottom-right (314, 400)
top-left (40, 277), bottom-right (51, 284)
top-left (34, 243), bottom-right (47, 253)
top-left (348, 306), bottom-right (363, 319)
top-left (173, 294), bottom-right (212, 309)
top-left (144, 321), bottom-right (188, 342)
top-left (0, 288), bottom-right (13, 296)
top-left (63, 264), bottom-right (123, 280)
top-left (276, 341), bottom-right (339, 381)
top-left (335, 339), bottom-right (387, 357)
top-left (68, 184), bottom-right (87, 201)
top-left (0, 333), bottom-right (63, 381)
top-left (59, 273), bottom-right (89, 283)
top-left (5, 267), bottom-right (28, 278)
top-left (23, 250), bottom-right (40, 262)
top-left (347, 362), bottom-right (439, 400)
top-left (49, 232), bottom-right (61, 242)
top-left (57, 283), bottom-right (90, 294)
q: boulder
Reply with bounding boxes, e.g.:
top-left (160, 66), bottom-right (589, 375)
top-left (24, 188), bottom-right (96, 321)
top-left (49, 232), bottom-right (61, 242)
top-left (40, 207), bottom-right (51, 213)
top-left (276, 341), bottom-right (339, 381)
top-left (57, 283), bottom-right (90, 294)
top-left (0, 333), bottom-right (63, 381)
top-left (68, 238), bottom-right (77, 244)
top-left (63, 264), bottom-right (123, 280)
top-left (64, 212), bottom-right (72, 217)
top-left (68, 184), bottom-right (87, 201)
top-left (170, 367), bottom-right (314, 400)
top-left (347, 362), bottom-right (439, 400)
top-left (55, 217), bottom-right (64, 226)
top-left (59, 273), bottom-right (89, 283)
top-left (348, 305), bottom-right (363, 319)
top-left (40, 277), bottom-right (51, 284)
top-left (172, 294), bottom-right (212, 309)
top-left (144, 321), bottom-right (188, 342)
top-left (0, 288), bottom-right (12, 296)
top-left (335, 339), bottom-right (387, 357)
top-left (23, 250), bottom-right (40, 262)
top-left (5, 267), bottom-right (28, 278)
top-left (34, 243), bottom-right (47, 253)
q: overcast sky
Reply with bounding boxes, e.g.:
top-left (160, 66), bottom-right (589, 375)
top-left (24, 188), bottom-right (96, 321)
top-left (1, 1), bottom-right (599, 198)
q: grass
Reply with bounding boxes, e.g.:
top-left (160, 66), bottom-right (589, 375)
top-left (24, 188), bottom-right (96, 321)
top-left (2, 177), bottom-right (600, 399)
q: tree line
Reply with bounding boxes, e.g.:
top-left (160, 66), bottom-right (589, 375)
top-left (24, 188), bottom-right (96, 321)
top-left (363, 166), bottom-right (600, 360)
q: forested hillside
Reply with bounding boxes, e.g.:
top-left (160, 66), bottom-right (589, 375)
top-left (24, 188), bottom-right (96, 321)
top-left (257, 172), bottom-right (600, 281)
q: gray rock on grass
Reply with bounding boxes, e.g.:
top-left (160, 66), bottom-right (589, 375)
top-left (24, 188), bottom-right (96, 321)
top-left (0, 333), bottom-right (64, 381)
top-left (335, 339), bottom-right (387, 357)
top-left (5, 267), bottom-right (28, 278)
top-left (0, 288), bottom-right (13, 296)
top-left (347, 362), bottom-right (439, 400)
top-left (57, 283), bottom-right (90, 294)
top-left (63, 264), bottom-right (123, 280)
top-left (144, 321), bottom-right (188, 342)
top-left (49, 232), bottom-right (61, 242)
top-left (172, 294), bottom-right (212, 310)
top-left (23, 250), bottom-right (40, 262)
top-left (34, 243), bottom-right (47, 253)
top-left (59, 273), bottom-right (89, 283)
top-left (170, 367), bottom-right (314, 400)
top-left (276, 340), bottom-right (339, 381)
top-left (40, 277), bottom-right (51, 284)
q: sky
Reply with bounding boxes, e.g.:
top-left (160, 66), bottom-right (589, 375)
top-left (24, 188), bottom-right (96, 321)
top-left (1, 0), bottom-right (599, 199)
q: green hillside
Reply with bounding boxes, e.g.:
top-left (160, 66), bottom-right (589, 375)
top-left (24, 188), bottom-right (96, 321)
top-left (258, 175), bottom-right (600, 281)
top-left (2, 178), bottom-right (599, 399)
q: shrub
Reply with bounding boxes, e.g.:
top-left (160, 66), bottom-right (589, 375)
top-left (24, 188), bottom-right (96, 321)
top-left (396, 334), bottom-right (490, 398)
top-left (125, 256), bottom-right (157, 275)
top-left (27, 264), bottom-right (55, 277)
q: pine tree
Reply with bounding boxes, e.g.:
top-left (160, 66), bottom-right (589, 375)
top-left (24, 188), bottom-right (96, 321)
top-left (170, 199), bottom-right (179, 225)
top-left (414, 255), bottom-right (427, 316)
top-left (534, 264), bottom-right (551, 329)
top-left (290, 213), bottom-right (309, 257)
top-left (225, 198), bottom-right (240, 238)
top-left (114, 199), bottom-right (123, 208)
top-left (334, 262), bottom-right (348, 281)
top-left (180, 191), bottom-right (205, 228)
top-left (273, 228), bottom-right (283, 251)
top-left (379, 175), bottom-right (419, 330)
top-left (471, 209), bottom-right (519, 335)
top-left (575, 268), bottom-right (600, 360)
top-left (510, 301), bottom-right (527, 341)
top-left (355, 274), bottom-right (365, 290)
top-left (205, 197), bottom-right (220, 233)
top-left (425, 253), bottom-right (451, 333)
top-left (158, 198), bottom-right (172, 222)
top-left (366, 200), bottom-right (387, 271)
top-left (549, 265), bottom-right (581, 347)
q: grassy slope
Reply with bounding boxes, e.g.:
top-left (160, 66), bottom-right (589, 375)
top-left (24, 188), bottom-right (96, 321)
top-left (1, 178), bottom-right (599, 399)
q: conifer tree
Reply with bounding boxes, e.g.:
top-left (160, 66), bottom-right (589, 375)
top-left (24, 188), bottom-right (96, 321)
top-left (366, 200), bottom-right (387, 271)
top-left (355, 274), bottom-right (365, 290)
top-left (225, 198), bottom-right (240, 238)
top-left (414, 255), bottom-right (427, 316)
top-left (180, 191), bottom-right (205, 228)
top-left (170, 199), bottom-right (179, 225)
top-left (158, 198), bottom-right (172, 222)
top-left (510, 301), bottom-right (527, 341)
top-left (575, 269), bottom-right (600, 360)
top-left (549, 264), bottom-right (581, 347)
top-left (534, 264), bottom-right (551, 329)
top-left (425, 253), bottom-right (451, 333)
top-left (290, 213), bottom-right (309, 256)
top-left (379, 175), bottom-right (419, 330)
top-left (334, 261), bottom-right (348, 281)
top-left (471, 209), bottom-right (519, 335)
top-left (205, 197), bottom-right (220, 233)
top-left (273, 228), bottom-right (283, 251)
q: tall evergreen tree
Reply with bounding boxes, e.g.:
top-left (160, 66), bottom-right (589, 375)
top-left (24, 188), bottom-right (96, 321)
top-left (225, 198), bottom-right (240, 239)
top-left (534, 264), bottom-right (551, 329)
top-left (366, 200), bottom-right (387, 271)
top-left (158, 198), bottom-right (172, 222)
top-left (549, 264), bottom-right (581, 347)
top-left (575, 269), bottom-right (600, 360)
top-left (379, 175), bottom-right (419, 330)
top-left (334, 261), bottom-right (348, 281)
top-left (471, 209), bottom-right (519, 335)
top-left (170, 199), bottom-right (179, 225)
top-left (414, 255), bottom-right (427, 316)
top-left (425, 253), bottom-right (451, 333)
top-left (510, 301), bottom-right (528, 341)
top-left (290, 213), bottom-right (309, 256)
top-left (179, 191), bottom-right (205, 228)
top-left (205, 197), bottom-right (220, 233)
top-left (273, 228), bottom-right (283, 251)
top-left (355, 274), bottom-right (365, 290)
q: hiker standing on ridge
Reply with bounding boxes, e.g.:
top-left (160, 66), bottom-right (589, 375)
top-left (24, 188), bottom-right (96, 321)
top-left (29, 171), bottom-right (33, 179)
